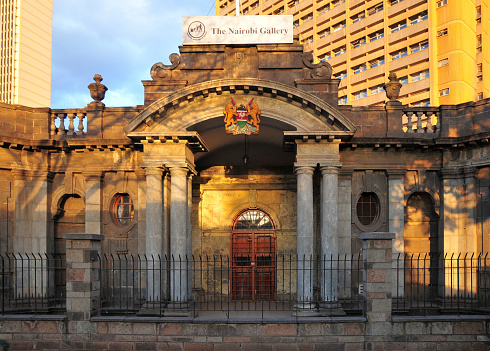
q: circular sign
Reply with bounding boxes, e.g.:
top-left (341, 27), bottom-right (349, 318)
top-left (187, 21), bottom-right (206, 40)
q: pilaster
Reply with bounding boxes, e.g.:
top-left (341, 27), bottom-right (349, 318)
top-left (338, 170), bottom-right (353, 254)
top-left (463, 167), bottom-right (478, 253)
top-left (83, 171), bottom-right (104, 235)
top-left (438, 168), bottom-right (461, 253)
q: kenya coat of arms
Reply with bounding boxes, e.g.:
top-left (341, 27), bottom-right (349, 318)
top-left (224, 98), bottom-right (261, 135)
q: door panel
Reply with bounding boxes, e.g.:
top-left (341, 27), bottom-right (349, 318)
top-left (231, 231), bottom-right (276, 301)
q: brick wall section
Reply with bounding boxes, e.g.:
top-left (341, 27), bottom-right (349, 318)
top-left (1, 319), bottom-right (489, 350)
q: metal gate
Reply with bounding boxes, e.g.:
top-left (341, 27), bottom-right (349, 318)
top-left (231, 209), bottom-right (276, 301)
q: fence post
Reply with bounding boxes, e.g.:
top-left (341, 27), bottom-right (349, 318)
top-left (63, 233), bottom-right (104, 323)
top-left (361, 232), bottom-right (395, 350)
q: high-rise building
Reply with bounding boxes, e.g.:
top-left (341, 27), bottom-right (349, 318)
top-left (216, 0), bottom-right (489, 106)
top-left (1, 0), bottom-right (52, 107)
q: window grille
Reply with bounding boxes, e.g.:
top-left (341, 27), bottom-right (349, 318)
top-left (113, 194), bottom-right (134, 227)
top-left (356, 192), bottom-right (379, 226)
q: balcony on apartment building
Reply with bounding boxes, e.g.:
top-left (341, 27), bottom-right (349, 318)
top-left (388, 20), bottom-right (428, 45)
top-left (388, 0), bottom-right (427, 17)
top-left (389, 48), bottom-right (429, 71)
top-left (349, 9), bottom-right (384, 34)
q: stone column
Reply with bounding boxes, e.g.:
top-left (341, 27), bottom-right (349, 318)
top-left (187, 173), bottom-right (193, 298)
top-left (295, 165), bottom-right (315, 310)
top-left (169, 166), bottom-right (189, 307)
top-left (361, 232), bottom-right (394, 349)
top-left (387, 169), bottom-right (406, 298)
top-left (144, 167), bottom-right (165, 301)
top-left (83, 171), bottom-right (104, 234)
top-left (320, 164), bottom-right (342, 309)
top-left (64, 233), bottom-right (103, 322)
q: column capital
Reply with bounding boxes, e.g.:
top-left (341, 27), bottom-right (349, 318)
top-left (438, 168), bottom-right (459, 180)
top-left (294, 165), bottom-right (315, 175)
top-left (169, 166), bottom-right (189, 177)
top-left (339, 169), bottom-right (354, 178)
top-left (386, 168), bottom-right (406, 179)
top-left (462, 166), bottom-right (478, 178)
top-left (320, 163), bottom-right (342, 175)
top-left (83, 170), bottom-right (105, 181)
top-left (29, 170), bottom-right (54, 182)
top-left (143, 166), bottom-right (164, 177)
top-left (134, 167), bottom-right (146, 180)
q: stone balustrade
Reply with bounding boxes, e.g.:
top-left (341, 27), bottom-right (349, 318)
top-left (402, 107), bottom-right (439, 134)
top-left (51, 109), bottom-right (87, 137)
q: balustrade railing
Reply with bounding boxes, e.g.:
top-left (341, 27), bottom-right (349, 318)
top-left (51, 109), bottom-right (87, 137)
top-left (402, 107), bottom-right (440, 134)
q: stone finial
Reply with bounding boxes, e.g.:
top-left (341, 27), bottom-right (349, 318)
top-left (383, 73), bottom-right (402, 101)
top-left (88, 74), bottom-right (108, 102)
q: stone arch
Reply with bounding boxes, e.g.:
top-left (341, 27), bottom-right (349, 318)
top-left (405, 188), bottom-right (440, 217)
top-left (125, 78), bottom-right (356, 137)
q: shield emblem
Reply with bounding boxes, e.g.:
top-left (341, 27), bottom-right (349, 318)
top-left (224, 98), bottom-right (261, 135)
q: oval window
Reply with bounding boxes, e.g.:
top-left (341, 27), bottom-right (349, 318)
top-left (113, 194), bottom-right (134, 227)
top-left (356, 192), bottom-right (380, 226)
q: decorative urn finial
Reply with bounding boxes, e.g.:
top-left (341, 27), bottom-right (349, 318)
top-left (88, 74), bottom-right (108, 102)
top-left (383, 72), bottom-right (402, 101)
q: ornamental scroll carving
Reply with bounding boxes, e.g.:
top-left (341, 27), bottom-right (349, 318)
top-left (150, 53), bottom-right (181, 80)
top-left (302, 52), bottom-right (333, 79)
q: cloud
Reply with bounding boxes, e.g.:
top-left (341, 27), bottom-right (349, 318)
top-left (51, 0), bottom-right (214, 108)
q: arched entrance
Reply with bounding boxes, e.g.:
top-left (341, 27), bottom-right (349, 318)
top-left (231, 209), bottom-right (276, 301)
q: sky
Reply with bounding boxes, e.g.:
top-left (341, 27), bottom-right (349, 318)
top-left (51, 0), bottom-right (216, 109)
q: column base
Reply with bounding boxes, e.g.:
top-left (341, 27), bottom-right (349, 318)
top-left (164, 302), bottom-right (195, 317)
top-left (293, 302), bottom-right (319, 317)
top-left (318, 301), bottom-right (346, 316)
top-left (137, 301), bottom-right (165, 316)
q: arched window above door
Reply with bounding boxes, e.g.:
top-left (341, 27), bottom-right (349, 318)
top-left (233, 209), bottom-right (274, 230)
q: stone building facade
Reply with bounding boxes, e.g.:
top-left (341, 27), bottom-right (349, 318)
top-left (0, 39), bottom-right (489, 308)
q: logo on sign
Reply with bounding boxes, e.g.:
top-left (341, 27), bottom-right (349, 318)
top-left (187, 21), bottom-right (206, 40)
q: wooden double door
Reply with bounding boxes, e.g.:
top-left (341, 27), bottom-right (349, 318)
top-left (230, 209), bottom-right (276, 301)
top-left (231, 232), bottom-right (276, 300)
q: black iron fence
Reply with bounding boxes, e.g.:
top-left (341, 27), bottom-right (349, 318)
top-left (0, 253), bottom-right (66, 314)
top-left (3, 252), bottom-right (490, 317)
top-left (99, 254), bottom-right (365, 318)
top-left (393, 253), bottom-right (490, 315)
